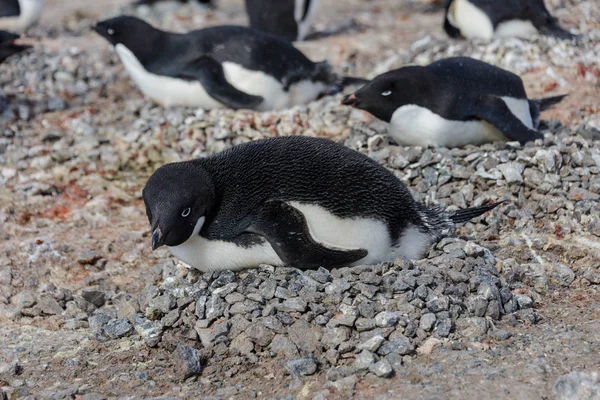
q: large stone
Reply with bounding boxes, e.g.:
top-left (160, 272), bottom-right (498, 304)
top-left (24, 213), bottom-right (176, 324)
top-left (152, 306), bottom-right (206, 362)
top-left (554, 371), bottom-right (600, 400)
top-left (103, 318), bottom-right (133, 339)
top-left (133, 315), bottom-right (163, 347)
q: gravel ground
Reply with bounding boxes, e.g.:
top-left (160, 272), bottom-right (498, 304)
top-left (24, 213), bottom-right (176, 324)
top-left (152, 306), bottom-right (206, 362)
top-left (1, 0), bottom-right (599, 399)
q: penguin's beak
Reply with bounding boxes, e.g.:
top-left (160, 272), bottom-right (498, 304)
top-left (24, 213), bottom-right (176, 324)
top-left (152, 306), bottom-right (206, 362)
top-left (152, 227), bottom-right (164, 250)
top-left (342, 93), bottom-right (358, 107)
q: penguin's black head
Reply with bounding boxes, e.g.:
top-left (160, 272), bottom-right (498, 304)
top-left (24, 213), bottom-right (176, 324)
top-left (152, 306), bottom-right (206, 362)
top-left (142, 162), bottom-right (216, 250)
top-left (342, 67), bottom-right (428, 123)
top-left (94, 16), bottom-right (164, 60)
top-left (0, 31), bottom-right (31, 64)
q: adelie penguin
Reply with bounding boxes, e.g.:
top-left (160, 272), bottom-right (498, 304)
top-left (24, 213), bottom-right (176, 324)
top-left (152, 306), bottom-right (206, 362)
top-left (0, 0), bottom-right (44, 32)
top-left (143, 136), bottom-right (501, 272)
top-left (0, 30), bottom-right (30, 64)
top-left (94, 16), bottom-right (364, 111)
top-left (245, 0), bottom-right (319, 42)
top-left (444, 0), bottom-right (577, 41)
top-left (342, 57), bottom-right (567, 148)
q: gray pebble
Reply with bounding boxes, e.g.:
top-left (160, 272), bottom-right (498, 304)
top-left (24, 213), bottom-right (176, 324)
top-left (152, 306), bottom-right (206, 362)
top-left (286, 357), bottom-right (317, 376)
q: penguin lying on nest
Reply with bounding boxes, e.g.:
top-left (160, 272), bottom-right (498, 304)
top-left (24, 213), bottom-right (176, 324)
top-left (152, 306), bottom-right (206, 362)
top-left (444, 0), bottom-right (577, 41)
top-left (143, 136), bottom-right (502, 271)
top-left (342, 57), bottom-right (566, 148)
top-left (94, 16), bottom-right (365, 111)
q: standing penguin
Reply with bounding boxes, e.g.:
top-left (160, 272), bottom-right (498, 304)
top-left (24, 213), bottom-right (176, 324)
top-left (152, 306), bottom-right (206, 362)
top-left (245, 0), bottom-right (319, 42)
top-left (444, 0), bottom-right (577, 40)
top-left (342, 57), bottom-right (566, 148)
top-left (143, 136), bottom-right (501, 271)
top-left (0, 0), bottom-right (44, 32)
top-left (0, 30), bottom-right (30, 63)
top-left (94, 16), bottom-right (363, 110)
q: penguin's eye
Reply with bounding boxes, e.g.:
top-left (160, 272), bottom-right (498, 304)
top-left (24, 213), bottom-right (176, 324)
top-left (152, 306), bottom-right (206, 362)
top-left (381, 90), bottom-right (392, 97)
top-left (181, 208), bottom-right (191, 217)
top-left (107, 28), bottom-right (115, 36)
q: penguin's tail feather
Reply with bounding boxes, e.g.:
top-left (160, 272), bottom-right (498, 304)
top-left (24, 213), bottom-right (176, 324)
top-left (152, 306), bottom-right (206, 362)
top-left (529, 94), bottom-right (567, 128)
top-left (540, 22), bottom-right (578, 41)
top-left (449, 201), bottom-right (504, 224)
top-left (419, 201), bottom-right (504, 239)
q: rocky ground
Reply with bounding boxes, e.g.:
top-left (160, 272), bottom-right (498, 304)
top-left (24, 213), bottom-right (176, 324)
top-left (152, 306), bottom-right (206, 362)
top-left (1, 0), bottom-right (600, 399)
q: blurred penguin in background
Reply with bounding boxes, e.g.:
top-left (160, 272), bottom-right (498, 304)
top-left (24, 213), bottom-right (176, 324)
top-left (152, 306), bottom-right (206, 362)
top-left (245, 0), bottom-right (319, 42)
top-left (0, 0), bottom-right (44, 32)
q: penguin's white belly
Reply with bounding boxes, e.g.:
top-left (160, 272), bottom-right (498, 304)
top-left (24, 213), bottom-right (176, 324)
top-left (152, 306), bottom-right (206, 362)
top-left (289, 202), bottom-right (431, 265)
top-left (449, 0), bottom-right (494, 40)
top-left (0, 0), bottom-right (44, 31)
top-left (168, 217), bottom-right (284, 272)
top-left (115, 44), bottom-right (324, 110)
top-left (168, 203), bottom-right (433, 271)
top-left (388, 97), bottom-right (533, 148)
top-left (495, 20), bottom-right (538, 38)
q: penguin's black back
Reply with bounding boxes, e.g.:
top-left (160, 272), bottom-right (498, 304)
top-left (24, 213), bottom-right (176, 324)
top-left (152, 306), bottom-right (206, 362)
top-left (154, 25), bottom-right (319, 83)
top-left (197, 136), bottom-right (421, 241)
top-left (427, 57), bottom-right (527, 99)
top-left (0, 0), bottom-right (21, 18)
top-left (245, 0), bottom-right (299, 42)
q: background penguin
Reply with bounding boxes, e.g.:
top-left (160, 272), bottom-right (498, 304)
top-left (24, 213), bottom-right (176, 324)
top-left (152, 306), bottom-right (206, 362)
top-left (245, 0), bottom-right (319, 42)
top-left (444, 0), bottom-right (577, 41)
top-left (0, 0), bottom-right (44, 32)
top-left (0, 30), bottom-right (30, 63)
top-left (342, 57), bottom-right (566, 148)
top-left (94, 16), bottom-right (364, 111)
top-left (143, 136), bottom-right (501, 272)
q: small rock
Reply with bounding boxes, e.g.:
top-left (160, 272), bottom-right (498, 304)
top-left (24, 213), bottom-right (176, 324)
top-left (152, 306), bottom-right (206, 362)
top-left (514, 294), bottom-right (533, 309)
top-left (488, 329), bottom-right (512, 341)
top-left (369, 359), bottom-right (393, 378)
top-left (277, 298), bottom-right (307, 312)
top-left (286, 357), bottom-right (317, 376)
top-left (353, 350), bottom-right (375, 371)
top-left (77, 251), bottom-right (100, 265)
top-left (172, 344), bottom-right (203, 380)
top-left (36, 296), bottom-right (63, 315)
top-left (245, 323), bottom-right (274, 347)
top-left (82, 291), bottom-right (106, 308)
top-left (419, 313), bottom-right (436, 332)
top-left (357, 335), bottom-right (385, 353)
top-left (375, 311), bottom-right (398, 328)
top-left (133, 315), bottom-right (163, 347)
top-left (103, 318), bottom-right (133, 339)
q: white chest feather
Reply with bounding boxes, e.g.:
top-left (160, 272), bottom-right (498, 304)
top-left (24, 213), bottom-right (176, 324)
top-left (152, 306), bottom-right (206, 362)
top-left (168, 203), bottom-right (433, 272)
top-left (168, 217), bottom-right (284, 272)
top-left (387, 97), bottom-right (533, 148)
top-left (0, 0), bottom-right (44, 31)
top-left (115, 44), bottom-right (325, 110)
top-left (448, 0), bottom-right (494, 40)
top-left (495, 20), bottom-right (538, 38)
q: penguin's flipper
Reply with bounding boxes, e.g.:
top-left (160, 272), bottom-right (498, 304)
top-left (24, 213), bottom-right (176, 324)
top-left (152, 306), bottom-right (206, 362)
top-left (179, 56), bottom-right (264, 110)
top-left (471, 94), bottom-right (544, 145)
top-left (247, 200), bottom-right (368, 270)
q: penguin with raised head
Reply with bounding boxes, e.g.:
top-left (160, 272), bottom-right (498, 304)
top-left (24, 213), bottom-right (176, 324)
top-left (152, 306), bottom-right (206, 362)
top-left (0, 0), bottom-right (44, 32)
top-left (342, 57), bottom-right (566, 148)
top-left (0, 30), bottom-right (30, 63)
top-left (245, 0), bottom-right (319, 42)
top-left (444, 0), bottom-right (577, 41)
top-left (94, 16), bottom-right (364, 111)
top-left (143, 136), bottom-right (501, 271)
